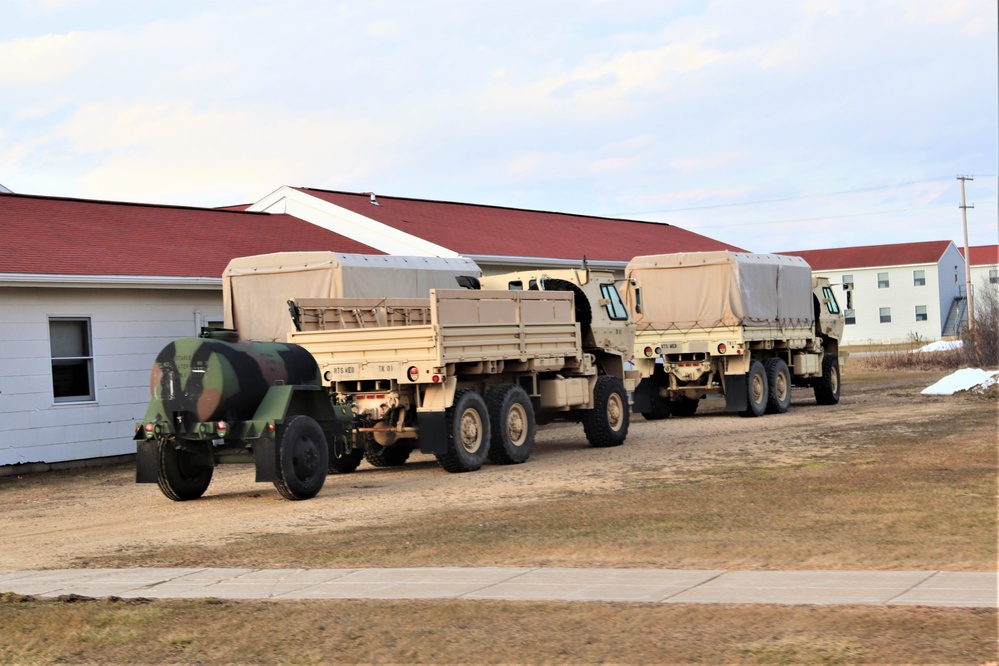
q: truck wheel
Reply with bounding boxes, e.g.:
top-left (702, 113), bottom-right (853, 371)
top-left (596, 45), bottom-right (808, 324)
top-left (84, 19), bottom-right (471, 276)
top-left (436, 389), bottom-right (491, 473)
top-left (486, 384), bottom-right (536, 464)
top-left (764, 358), bottom-right (792, 414)
top-left (157, 438), bottom-right (213, 501)
top-left (641, 381), bottom-right (671, 421)
top-left (670, 396), bottom-right (699, 417)
top-left (328, 434), bottom-right (364, 474)
top-left (583, 376), bottom-right (629, 447)
top-left (740, 360), bottom-right (768, 418)
top-left (813, 353), bottom-right (841, 405)
top-left (364, 443), bottom-right (412, 468)
top-left (274, 415), bottom-right (329, 500)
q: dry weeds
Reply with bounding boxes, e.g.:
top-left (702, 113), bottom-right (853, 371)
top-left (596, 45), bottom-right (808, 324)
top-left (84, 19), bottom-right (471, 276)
top-left (0, 595), bottom-right (995, 665)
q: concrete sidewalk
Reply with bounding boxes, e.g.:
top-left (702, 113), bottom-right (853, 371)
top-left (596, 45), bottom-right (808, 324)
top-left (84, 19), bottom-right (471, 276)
top-left (1, 567), bottom-right (995, 607)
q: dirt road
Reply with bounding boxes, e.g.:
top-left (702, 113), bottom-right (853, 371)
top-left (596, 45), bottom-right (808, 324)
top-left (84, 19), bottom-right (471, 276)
top-left (0, 371), bottom-right (983, 570)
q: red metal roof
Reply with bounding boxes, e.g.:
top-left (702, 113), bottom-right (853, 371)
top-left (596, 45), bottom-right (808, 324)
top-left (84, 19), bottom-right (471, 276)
top-left (0, 192), bottom-right (381, 278)
top-left (958, 244), bottom-right (999, 266)
top-left (777, 240), bottom-right (955, 271)
top-left (295, 188), bottom-right (744, 261)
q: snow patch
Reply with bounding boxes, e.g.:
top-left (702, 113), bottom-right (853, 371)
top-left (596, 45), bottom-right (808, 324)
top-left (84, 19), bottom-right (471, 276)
top-left (915, 340), bottom-right (963, 353)
top-left (921, 368), bottom-right (999, 395)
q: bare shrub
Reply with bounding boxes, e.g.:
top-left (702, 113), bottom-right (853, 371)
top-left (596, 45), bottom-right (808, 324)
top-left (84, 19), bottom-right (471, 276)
top-left (962, 279), bottom-right (999, 368)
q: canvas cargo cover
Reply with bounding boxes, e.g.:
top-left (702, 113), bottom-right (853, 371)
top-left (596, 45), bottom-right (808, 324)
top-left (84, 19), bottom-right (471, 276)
top-left (624, 251), bottom-right (814, 331)
top-left (223, 252), bottom-right (481, 341)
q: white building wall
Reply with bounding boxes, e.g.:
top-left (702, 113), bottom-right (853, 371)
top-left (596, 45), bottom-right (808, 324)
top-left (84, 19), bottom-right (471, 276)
top-left (0, 287), bottom-right (223, 467)
top-left (816, 250), bottom-right (965, 345)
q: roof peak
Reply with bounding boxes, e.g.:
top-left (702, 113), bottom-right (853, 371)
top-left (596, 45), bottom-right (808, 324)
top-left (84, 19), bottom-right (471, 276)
top-left (294, 186), bottom-right (674, 227)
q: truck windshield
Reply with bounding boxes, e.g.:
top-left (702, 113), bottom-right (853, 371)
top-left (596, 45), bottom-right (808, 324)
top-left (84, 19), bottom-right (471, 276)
top-left (822, 286), bottom-right (840, 314)
top-left (600, 283), bottom-right (629, 321)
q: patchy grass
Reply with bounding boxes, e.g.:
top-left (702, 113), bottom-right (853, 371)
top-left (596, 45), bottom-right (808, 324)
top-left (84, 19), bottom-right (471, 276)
top-left (0, 595), bottom-right (995, 665)
top-left (80, 393), bottom-right (998, 572)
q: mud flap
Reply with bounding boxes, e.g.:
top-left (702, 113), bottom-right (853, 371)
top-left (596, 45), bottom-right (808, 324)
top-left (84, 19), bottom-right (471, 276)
top-left (631, 378), bottom-right (653, 414)
top-left (135, 440), bottom-right (160, 483)
top-left (724, 374), bottom-right (748, 413)
top-left (253, 438), bottom-right (277, 482)
top-left (417, 411), bottom-right (448, 455)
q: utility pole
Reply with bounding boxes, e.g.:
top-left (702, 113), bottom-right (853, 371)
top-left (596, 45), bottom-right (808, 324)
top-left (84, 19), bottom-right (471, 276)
top-left (958, 175), bottom-right (974, 330)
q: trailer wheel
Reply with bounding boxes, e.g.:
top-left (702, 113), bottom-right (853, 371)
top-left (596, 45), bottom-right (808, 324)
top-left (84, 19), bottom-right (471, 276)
top-left (813, 353), bottom-right (841, 405)
top-left (764, 358), bottom-right (792, 414)
top-left (436, 389), bottom-right (491, 473)
top-left (583, 376), bottom-right (629, 447)
top-left (486, 384), bottom-right (536, 464)
top-left (670, 396), bottom-right (699, 417)
top-left (364, 443), bottom-right (412, 468)
top-left (274, 415), bottom-right (329, 500)
top-left (740, 360), bottom-right (768, 418)
top-left (328, 434), bottom-right (364, 474)
top-left (157, 438), bottom-right (213, 501)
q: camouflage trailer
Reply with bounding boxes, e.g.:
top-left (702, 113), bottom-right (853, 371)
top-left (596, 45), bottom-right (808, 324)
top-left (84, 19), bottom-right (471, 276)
top-left (134, 330), bottom-right (351, 500)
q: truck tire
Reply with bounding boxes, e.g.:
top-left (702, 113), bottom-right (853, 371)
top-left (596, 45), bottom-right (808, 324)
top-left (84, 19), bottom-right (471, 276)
top-left (486, 384), bottom-right (536, 464)
top-left (764, 358), bottom-right (792, 414)
top-left (436, 389), bottom-right (491, 473)
top-left (274, 415), bottom-right (329, 500)
top-left (583, 375), bottom-right (629, 447)
top-left (364, 443), bottom-right (412, 468)
top-left (542, 278), bottom-right (593, 341)
top-left (813, 353), bottom-right (841, 405)
top-left (670, 396), bottom-right (699, 417)
top-left (328, 434), bottom-right (364, 474)
top-left (157, 438), bottom-right (213, 501)
top-left (740, 360), bottom-right (768, 418)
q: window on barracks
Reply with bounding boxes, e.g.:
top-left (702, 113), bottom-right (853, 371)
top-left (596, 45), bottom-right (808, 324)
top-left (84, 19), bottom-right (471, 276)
top-left (50, 318), bottom-right (95, 403)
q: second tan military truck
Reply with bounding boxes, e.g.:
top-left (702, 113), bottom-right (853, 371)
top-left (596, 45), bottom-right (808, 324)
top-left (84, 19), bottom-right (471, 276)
top-left (280, 261), bottom-right (638, 474)
top-left (623, 251), bottom-right (844, 419)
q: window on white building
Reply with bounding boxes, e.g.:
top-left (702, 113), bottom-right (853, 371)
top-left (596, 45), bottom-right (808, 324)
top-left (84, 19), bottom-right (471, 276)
top-left (50, 318), bottom-right (95, 403)
top-left (845, 309), bottom-right (856, 325)
top-left (990, 269), bottom-right (998, 285)
top-left (842, 274), bottom-right (854, 289)
top-left (878, 272), bottom-right (890, 289)
top-left (913, 270), bottom-right (925, 287)
top-left (879, 307), bottom-right (892, 324)
top-left (915, 305), bottom-right (928, 322)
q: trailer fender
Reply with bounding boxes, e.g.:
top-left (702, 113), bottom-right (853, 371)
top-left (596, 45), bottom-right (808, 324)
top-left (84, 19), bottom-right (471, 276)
top-left (135, 439), bottom-right (159, 483)
top-left (254, 437), bottom-right (277, 482)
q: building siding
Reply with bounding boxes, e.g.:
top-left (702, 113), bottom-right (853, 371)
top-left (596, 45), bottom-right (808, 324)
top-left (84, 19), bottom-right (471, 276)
top-left (0, 287), bottom-right (223, 467)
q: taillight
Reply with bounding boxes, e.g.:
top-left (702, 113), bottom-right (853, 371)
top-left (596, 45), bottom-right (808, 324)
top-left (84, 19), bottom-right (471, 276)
top-left (408, 366), bottom-right (420, 382)
top-left (717, 343), bottom-right (727, 354)
top-left (217, 421), bottom-right (228, 435)
top-left (644, 346), bottom-right (654, 357)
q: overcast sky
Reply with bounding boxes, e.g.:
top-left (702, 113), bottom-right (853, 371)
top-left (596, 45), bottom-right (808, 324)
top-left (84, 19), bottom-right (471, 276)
top-left (1, 0), bottom-right (996, 254)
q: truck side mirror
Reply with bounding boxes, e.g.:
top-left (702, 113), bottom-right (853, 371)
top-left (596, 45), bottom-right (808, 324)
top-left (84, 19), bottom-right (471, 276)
top-left (844, 285), bottom-right (853, 310)
top-left (635, 287), bottom-right (642, 314)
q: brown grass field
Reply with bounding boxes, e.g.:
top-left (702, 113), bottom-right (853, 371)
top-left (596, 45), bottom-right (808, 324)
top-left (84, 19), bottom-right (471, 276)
top-left (0, 367), bottom-right (996, 664)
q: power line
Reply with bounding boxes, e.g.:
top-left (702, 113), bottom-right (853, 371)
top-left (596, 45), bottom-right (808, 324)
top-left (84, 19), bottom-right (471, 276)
top-left (620, 175), bottom-right (983, 215)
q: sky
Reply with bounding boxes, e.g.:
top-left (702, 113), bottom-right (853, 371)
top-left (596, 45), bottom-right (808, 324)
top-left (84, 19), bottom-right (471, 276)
top-left (1, 0), bottom-right (997, 254)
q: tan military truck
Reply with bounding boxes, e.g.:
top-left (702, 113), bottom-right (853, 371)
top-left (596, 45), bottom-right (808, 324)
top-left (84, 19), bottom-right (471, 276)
top-left (623, 251), bottom-right (844, 418)
top-left (285, 264), bottom-right (638, 474)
